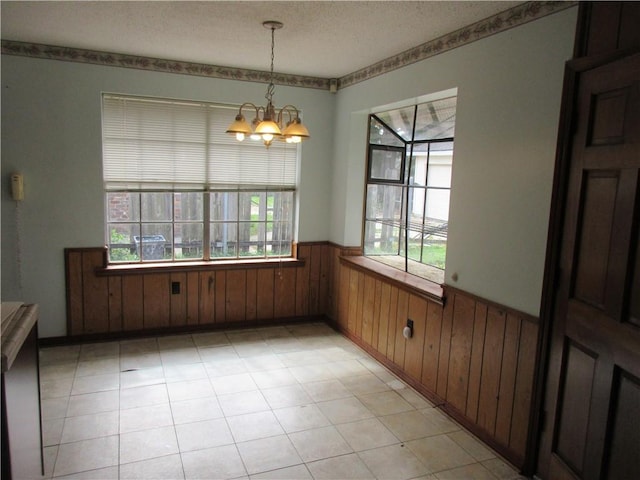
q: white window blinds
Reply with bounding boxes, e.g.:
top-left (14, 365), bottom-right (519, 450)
top-left (102, 94), bottom-right (299, 190)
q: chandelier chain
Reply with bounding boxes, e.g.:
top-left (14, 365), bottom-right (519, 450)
top-left (266, 25), bottom-right (276, 103)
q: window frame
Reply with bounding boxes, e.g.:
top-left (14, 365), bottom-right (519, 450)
top-left (363, 99), bottom-right (455, 283)
top-left (102, 93), bottom-right (299, 265)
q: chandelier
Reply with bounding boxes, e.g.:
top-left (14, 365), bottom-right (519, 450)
top-left (225, 21), bottom-right (310, 147)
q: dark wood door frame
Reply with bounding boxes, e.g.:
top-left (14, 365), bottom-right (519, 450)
top-left (528, 3), bottom-right (640, 476)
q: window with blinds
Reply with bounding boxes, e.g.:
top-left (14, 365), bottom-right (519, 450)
top-left (102, 94), bottom-right (299, 263)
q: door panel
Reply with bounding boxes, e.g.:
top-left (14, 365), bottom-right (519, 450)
top-left (543, 53), bottom-right (640, 480)
top-left (604, 370), bottom-right (640, 479)
top-left (554, 342), bottom-right (597, 476)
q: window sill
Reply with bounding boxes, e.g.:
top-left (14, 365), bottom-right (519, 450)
top-left (96, 257), bottom-right (304, 276)
top-left (339, 256), bottom-right (444, 305)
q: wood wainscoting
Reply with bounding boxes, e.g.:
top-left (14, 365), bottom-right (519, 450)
top-left (65, 243), bottom-right (332, 337)
top-left (326, 245), bottom-right (539, 470)
top-left (65, 242), bottom-right (538, 470)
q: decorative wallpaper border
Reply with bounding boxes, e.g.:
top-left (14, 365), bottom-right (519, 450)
top-left (1, 1), bottom-right (575, 91)
top-left (339, 1), bottom-right (577, 89)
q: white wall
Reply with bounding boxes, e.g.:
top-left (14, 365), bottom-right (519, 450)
top-left (330, 7), bottom-right (578, 316)
top-left (1, 57), bottom-right (334, 337)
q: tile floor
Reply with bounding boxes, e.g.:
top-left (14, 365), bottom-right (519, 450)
top-left (39, 322), bottom-right (525, 479)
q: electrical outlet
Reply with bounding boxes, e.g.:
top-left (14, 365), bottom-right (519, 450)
top-left (407, 319), bottom-right (414, 329)
top-left (171, 282), bottom-right (180, 294)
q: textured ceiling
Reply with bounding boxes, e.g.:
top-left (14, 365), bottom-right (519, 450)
top-left (1, 1), bottom-right (523, 78)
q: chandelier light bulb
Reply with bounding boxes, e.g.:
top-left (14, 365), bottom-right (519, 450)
top-left (236, 133), bottom-right (245, 141)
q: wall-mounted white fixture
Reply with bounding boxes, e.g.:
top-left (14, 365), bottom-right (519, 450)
top-left (403, 319), bottom-right (414, 339)
top-left (11, 172), bottom-right (24, 201)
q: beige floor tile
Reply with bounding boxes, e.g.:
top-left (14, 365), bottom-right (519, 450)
top-left (397, 387), bottom-right (435, 409)
top-left (242, 354), bottom-right (286, 372)
top-left (227, 330), bottom-right (264, 344)
top-left (211, 372), bottom-right (259, 395)
top-left (420, 408), bottom-right (461, 435)
top-left (317, 396), bottom-right (374, 425)
top-left (481, 457), bottom-right (526, 479)
top-left (163, 362), bottom-right (207, 383)
top-left (447, 430), bottom-right (496, 462)
top-left (199, 345), bottom-right (241, 362)
top-left (120, 403), bottom-right (173, 433)
top-left (120, 337), bottom-right (159, 355)
top-left (75, 357), bottom-right (120, 377)
top-left (250, 368), bottom-right (297, 389)
top-left (273, 404), bottom-right (331, 433)
top-left (218, 390), bottom-right (270, 417)
top-left (380, 410), bottom-right (448, 442)
top-left (357, 443), bottom-right (429, 480)
top-left (233, 340), bottom-right (272, 358)
top-left (43, 445), bottom-right (58, 478)
top-left (358, 356), bottom-right (390, 373)
top-left (340, 373), bottom-right (390, 395)
top-left (434, 462), bottom-right (497, 479)
top-left (406, 435), bottom-right (476, 473)
top-left (171, 395), bottom-right (224, 424)
top-left (41, 396), bottom-right (69, 420)
top-left (40, 377), bottom-right (74, 399)
top-left (236, 435), bottom-right (302, 475)
top-left (40, 362), bottom-right (77, 381)
top-left (120, 425), bottom-right (179, 464)
top-left (119, 453), bottom-right (185, 479)
top-left (166, 378), bottom-right (215, 402)
top-left (42, 417), bottom-right (64, 446)
top-left (191, 331), bottom-right (230, 348)
top-left (120, 352), bottom-right (163, 370)
top-left (278, 350), bottom-right (327, 368)
top-left (288, 425), bottom-right (353, 462)
top-left (303, 378), bottom-right (351, 402)
top-left (326, 359), bottom-right (370, 378)
top-left (261, 384), bottom-right (313, 409)
top-left (66, 390), bottom-right (119, 417)
top-left (120, 366), bottom-right (165, 389)
top-left (39, 345), bottom-right (80, 365)
top-left (39, 323), bottom-right (515, 480)
top-left (53, 435), bottom-right (119, 477)
top-left (61, 410), bottom-right (119, 443)
top-left (306, 453), bottom-right (375, 480)
top-left (336, 417), bottom-right (399, 451)
top-left (175, 418), bottom-right (234, 452)
top-left (357, 389), bottom-right (415, 416)
top-left (53, 466), bottom-right (120, 479)
top-left (266, 337), bottom-right (306, 354)
top-left (71, 373), bottom-right (119, 395)
top-left (204, 358), bottom-right (248, 377)
top-left (79, 342), bottom-right (120, 361)
top-left (120, 383), bottom-right (169, 409)
top-left (250, 463), bottom-right (312, 479)
top-left (227, 410), bottom-right (285, 442)
top-left (157, 334), bottom-right (195, 350)
top-left (160, 347), bottom-right (201, 365)
top-left (318, 346), bottom-right (364, 362)
top-left (182, 444), bottom-right (247, 480)
top-left (289, 364), bottom-right (336, 383)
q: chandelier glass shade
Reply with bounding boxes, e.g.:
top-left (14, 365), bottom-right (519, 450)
top-left (226, 21), bottom-right (310, 147)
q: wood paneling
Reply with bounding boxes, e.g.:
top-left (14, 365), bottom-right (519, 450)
top-left (65, 243), bottom-right (327, 335)
top-left (122, 276), bottom-right (143, 331)
top-left (330, 251), bottom-right (539, 470)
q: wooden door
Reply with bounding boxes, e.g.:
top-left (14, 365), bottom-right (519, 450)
top-left (540, 53), bottom-right (640, 479)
